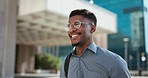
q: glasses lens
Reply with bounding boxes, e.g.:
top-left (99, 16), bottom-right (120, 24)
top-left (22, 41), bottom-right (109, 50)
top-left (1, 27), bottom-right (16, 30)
top-left (67, 23), bottom-right (71, 29)
top-left (66, 20), bottom-right (82, 31)
top-left (74, 20), bottom-right (81, 29)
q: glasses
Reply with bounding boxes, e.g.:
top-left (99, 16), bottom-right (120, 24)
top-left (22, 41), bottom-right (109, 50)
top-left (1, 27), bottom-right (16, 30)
top-left (66, 20), bottom-right (94, 31)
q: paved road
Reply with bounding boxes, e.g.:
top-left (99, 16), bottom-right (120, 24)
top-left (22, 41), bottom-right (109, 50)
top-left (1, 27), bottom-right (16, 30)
top-left (15, 73), bottom-right (148, 78)
top-left (132, 76), bottom-right (148, 78)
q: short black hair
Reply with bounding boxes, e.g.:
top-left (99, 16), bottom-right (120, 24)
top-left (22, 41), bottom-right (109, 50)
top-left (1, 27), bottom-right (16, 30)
top-left (69, 9), bottom-right (97, 26)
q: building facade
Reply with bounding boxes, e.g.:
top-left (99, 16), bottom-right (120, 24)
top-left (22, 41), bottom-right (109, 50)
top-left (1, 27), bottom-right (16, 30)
top-left (0, 0), bottom-right (117, 78)
top-left (87, 0), bottom-right (148, 70)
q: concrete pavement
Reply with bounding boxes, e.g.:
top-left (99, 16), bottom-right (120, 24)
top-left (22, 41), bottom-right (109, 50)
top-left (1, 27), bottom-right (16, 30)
top-left (132, 76), bottom-right (148, 78)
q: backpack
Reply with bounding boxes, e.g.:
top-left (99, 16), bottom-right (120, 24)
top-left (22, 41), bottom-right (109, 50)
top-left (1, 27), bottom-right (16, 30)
top-left (64, 53), bottom-right (72, 78)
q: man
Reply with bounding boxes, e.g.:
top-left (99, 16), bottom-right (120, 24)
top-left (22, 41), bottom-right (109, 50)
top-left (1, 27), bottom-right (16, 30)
top-left (60, 9), bottom-right (131, 78)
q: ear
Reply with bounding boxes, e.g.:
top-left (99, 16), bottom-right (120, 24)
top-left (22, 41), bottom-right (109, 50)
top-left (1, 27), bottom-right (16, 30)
top-left (90, 26), bottom-right (96, 33)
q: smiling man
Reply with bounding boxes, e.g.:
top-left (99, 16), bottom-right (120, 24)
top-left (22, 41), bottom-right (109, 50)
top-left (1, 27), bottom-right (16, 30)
top-left (60, 9), bottom-right (131, 78)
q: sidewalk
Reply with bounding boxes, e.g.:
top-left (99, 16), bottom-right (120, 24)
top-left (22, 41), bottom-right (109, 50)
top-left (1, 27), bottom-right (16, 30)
top-left (15, 73), bottom-right (148, 78)
top-left (132, 76), bottom-right (148, 78)
top-left (15, 73), bottom-right (59, 78)
top-left (15, 70), bottom-right (148, 78)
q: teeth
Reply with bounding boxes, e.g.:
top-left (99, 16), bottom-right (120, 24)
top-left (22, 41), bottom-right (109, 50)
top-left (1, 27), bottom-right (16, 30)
top-left (72, 35), bottom-right (78, 38)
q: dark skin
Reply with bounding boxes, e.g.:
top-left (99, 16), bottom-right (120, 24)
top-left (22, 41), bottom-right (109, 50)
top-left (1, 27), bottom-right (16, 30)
top-left (67, 15), bottom-right (96, 55)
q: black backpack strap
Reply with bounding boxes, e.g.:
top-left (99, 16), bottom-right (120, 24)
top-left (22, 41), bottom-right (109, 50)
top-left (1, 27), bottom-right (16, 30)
top-left (64, 53), bottom-right (72, 78)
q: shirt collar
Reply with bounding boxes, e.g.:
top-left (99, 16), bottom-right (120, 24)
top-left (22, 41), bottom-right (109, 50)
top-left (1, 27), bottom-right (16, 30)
top-left (72, 42), bottom-right (97, 54)
top-left (87, 42), bottom-right (97, 54)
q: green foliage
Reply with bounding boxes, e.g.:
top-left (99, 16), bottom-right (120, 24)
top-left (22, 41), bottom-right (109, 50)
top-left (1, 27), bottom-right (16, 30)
top-left (35, 53), bottom-right (61, 70)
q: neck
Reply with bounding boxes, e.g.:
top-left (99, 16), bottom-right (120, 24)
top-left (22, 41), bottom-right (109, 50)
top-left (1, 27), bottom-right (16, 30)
top-left (75, 39), bottom-right (92, 55)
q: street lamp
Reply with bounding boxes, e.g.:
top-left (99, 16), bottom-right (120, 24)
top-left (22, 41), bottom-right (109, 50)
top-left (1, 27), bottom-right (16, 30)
top-left (89, 0), bottom-right (94, 4)
top-left (141, 52), bottom-right (146, 69)
top-left (129, 55), bottom-right (133, 70)
top-left (123, 38), bottom-right (129, 63)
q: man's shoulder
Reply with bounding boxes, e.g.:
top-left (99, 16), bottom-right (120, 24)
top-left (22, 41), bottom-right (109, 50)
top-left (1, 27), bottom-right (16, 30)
top-left (96, 46), bottom-right (125, 62)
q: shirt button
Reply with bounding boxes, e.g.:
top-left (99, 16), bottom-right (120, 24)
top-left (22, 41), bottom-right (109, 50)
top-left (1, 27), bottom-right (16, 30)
top-left (80, 68), bottom-right (83, 71)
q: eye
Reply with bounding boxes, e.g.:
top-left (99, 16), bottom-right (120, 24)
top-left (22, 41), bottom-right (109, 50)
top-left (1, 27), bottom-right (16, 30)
top-left (67, 23), bottom-right (71, 28)
top-left (74, 22), bottom-right (80, 26)
top-left (74, 20), bottom-right (81, 28)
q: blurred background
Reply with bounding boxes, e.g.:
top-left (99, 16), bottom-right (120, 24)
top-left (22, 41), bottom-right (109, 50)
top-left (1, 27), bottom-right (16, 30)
top-left (0, 0), bottom-right (148, 78)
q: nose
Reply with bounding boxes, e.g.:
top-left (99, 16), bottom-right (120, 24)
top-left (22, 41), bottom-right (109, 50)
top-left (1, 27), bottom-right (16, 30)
top-left (67, 27), bottom-right (77, 33)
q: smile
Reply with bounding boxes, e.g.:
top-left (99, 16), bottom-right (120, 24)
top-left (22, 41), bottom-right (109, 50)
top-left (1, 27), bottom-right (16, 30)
top-left (69, 32), bottom-right (81, 39)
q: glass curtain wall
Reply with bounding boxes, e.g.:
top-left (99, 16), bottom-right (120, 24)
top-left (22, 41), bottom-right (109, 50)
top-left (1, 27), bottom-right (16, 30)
top-left (85, 0), bottom-right (146, 70)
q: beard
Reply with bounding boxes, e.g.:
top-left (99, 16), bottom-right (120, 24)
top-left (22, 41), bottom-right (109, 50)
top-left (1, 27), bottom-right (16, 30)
top-left (72, 42), bottom-right (80, 46)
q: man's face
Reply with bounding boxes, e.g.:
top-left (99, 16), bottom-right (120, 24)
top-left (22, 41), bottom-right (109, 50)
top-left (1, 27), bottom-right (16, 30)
top-left (67, 15), bottom-right (93, 46)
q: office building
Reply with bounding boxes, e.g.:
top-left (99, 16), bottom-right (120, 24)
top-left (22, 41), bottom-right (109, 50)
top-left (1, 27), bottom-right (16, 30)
top-left (0, 0), bottom-right (117, 78)
top-left (85, 0), bottom-right (148, 70)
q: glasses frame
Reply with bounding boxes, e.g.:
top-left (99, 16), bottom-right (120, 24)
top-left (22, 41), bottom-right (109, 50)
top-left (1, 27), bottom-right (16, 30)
top-left (66, 20), bottom-right (94, 31)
